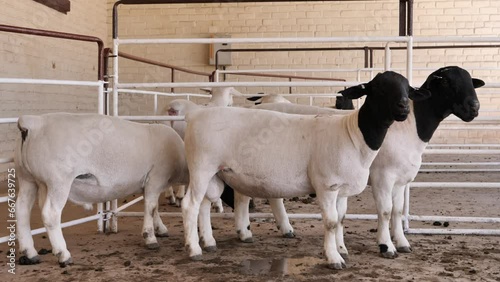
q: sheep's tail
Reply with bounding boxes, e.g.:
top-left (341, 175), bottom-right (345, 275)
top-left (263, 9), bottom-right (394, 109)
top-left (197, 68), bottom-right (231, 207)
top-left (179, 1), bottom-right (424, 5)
top-left (17, 115), bottom-right (42, 143)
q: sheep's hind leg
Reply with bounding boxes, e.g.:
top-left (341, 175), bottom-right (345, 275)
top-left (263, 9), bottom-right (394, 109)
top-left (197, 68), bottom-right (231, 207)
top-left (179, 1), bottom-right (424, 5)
top-left (182, 172), bottom-right (213, 260)
top-left (143, 178), bottom-right (167, 250)
top-left (17, 178), bottom-right (40, 265)
top-left (199, 197), bottom-right (217, 252)
top-left (41, 180), bottom-right (73, 267)
top-left (234, 191), bottom-right (253, 242)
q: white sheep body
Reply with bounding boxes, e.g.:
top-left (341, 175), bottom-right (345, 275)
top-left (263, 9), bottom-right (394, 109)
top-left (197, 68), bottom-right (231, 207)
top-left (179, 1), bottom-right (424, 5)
top-left (15, 113), bottom-right (188, 266)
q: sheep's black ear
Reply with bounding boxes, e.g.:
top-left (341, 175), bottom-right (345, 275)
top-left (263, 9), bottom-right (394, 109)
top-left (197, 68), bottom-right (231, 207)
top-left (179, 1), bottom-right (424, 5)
top-left (247, 96), bottom-right (262, 102)
top-left (472, 78), bottom-right (485, 89)
top-left (409, 87), bottom-right (432, 102)
top-left (340, 83), bottom-right (368, 99)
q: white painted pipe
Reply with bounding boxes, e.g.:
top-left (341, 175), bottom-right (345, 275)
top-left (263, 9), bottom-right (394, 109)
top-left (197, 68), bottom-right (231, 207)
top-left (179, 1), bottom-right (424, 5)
top-left (0, 196), bottom-right (9, 203)
top-left (117, 89), bottom-right (211, 98)
top-left (407, 36), bottom-right (413, 85)
top-left (419, 169), bottom-right (500, 173)
top-left (0, 214), bottom-right (101, 244)
top-left (409, 215), bottom-right (500, 223)
top-left (384, 43), bottom-right (391, 71)
top-left (410, 182), bottom-right (500, 188)
top-left (97, 203), bottom-right (104, 233)
top-left (0, 157), bottom-right (14, 164)
top-left (424, 149), bottom-right (500, 155)
top-left (113, 38), bottom-right (119, 117)
top-left (406, 229), bottom-right (500, 236)
top-left (0, 78), bottom-right (102, 86)
top-left (116, 211), bottom-right (377, 221)
top-left (98, 81), bottom-right (104, 115)
top-left (117, 81), bottom-right (364, 89)
top-left (118, 36), bottom-right (409, 45)
top-left (0, 118), bottom-right (18, 124)
top-left (119, 115), bottom-right (185, 121)
top-left (421, 162), bottom-right (500, 166)
top-left (115, 196), bottom-right (144, 213)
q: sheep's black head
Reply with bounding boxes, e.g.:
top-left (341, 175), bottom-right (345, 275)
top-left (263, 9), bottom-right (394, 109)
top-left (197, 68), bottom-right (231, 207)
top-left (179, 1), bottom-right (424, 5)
top-left (335, 96), bottom-right (355, 110)
top-left (340, 71), bottom-right (431, 123)
top-left (423, 66), bottom-right (483, 122)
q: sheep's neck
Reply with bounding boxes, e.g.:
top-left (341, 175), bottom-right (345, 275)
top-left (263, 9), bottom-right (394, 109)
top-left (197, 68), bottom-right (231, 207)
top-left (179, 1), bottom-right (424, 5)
top-left (413, 95), bottom-right (449, 143)
top-left (357, 105), bottom-right (394, 151)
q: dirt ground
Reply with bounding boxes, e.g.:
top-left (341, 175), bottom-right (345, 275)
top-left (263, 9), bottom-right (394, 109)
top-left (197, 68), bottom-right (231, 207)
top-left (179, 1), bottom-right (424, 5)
top-left (1, 154), bottom-right (499, 282)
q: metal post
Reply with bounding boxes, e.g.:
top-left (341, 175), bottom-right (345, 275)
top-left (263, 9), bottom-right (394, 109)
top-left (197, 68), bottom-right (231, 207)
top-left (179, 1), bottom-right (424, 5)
top-left (403, 184), bottom-right (410, 232)
top-left (384, 43), bottom-right (391, 71)
top-left (407, 36), bottom-right (413, 85)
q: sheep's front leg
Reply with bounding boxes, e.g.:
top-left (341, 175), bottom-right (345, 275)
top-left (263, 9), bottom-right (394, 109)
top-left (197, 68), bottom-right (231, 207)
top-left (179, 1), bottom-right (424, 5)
top-left (199, 198), bottom-right (217, 252)
top-left (372, 179), bottom-right (398, 258)
top-left (16, 177), bottom-right (40, 265)
top-left (335, 196), bottom-right (349, 259)
top-left (392, 184), bottom-right (411, 253)
top-left (234, 191), bottom-right (253, 242)
top-left (316, 189), bottom-right (345, 269)
top-left (42, 180), bottom-right (73, 267)
top-left (268, 198), bottom-right (295, 238)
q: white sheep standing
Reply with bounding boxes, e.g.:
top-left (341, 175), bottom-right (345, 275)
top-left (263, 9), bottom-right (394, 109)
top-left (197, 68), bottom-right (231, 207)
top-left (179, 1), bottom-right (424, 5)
top-left (181, 71), bottom-right (431, 269)
top-left (232, 66), bottom-right (483, 260)
top-left (15, 113), bottom-right (189, 267)
top-left (164, 87), bottom-right (242, 210)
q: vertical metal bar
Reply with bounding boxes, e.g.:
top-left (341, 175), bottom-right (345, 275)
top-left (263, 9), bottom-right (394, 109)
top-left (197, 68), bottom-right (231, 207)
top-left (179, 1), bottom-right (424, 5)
top-left (105, 201), bottom-right (111, 232)
top-left (407, 36), bottom-right (413, 85)
top-left (384, 44), bottom-right (391, 71)
top-left (289, 78), bottom-right (292, 94)
top-left (154, 94), bottom-right (158, 115)
top-left (113, 39), bottom-right (119, 116)
top-left (98, 81), bottom-right (104, 115)
top-left (97, 203), bottom-right (104, 232)
top-left (399, 0), bottom-right (407, 36)
top-left (363, 47), bottom-right (369, 68)
top-left (111, 199), bottom-right (118, 233)
top-left (369, 49), bottom-right (374, 68)
top-left (407, 0), bottom-right (413, 36)
top-left (113, 1), bottom-right (123, 39)
top-left (171, 69), bottom-right (175, 93)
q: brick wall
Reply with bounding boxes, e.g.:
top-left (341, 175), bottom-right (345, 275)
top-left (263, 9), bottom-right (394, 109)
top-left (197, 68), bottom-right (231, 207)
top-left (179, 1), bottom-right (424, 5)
top-left (0, 0), bottom-right (108, 179)
top-left (110, 0), bottom-right (500, 144)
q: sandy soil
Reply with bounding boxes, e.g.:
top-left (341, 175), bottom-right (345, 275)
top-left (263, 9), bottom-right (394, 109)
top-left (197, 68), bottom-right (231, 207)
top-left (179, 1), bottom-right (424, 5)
top-left (1, 154), bottom-right (499, 282)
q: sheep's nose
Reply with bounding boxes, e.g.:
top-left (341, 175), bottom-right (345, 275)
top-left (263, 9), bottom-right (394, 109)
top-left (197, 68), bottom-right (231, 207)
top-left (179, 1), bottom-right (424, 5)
top-left (468, 99), bottom-right (480, 111)
top-left (397, 97), bottom-right (409, 109)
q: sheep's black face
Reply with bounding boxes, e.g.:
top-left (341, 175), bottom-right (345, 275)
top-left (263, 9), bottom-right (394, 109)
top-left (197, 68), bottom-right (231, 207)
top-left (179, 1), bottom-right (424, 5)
top-left (426, 66), bottom-right (483, 122)
top-left (369, 71), bottom-right (412, 122)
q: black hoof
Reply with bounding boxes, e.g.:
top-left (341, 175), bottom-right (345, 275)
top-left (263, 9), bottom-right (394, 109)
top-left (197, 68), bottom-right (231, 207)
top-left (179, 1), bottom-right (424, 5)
top-left (396, 246), bottom-right (412, 253)
top-left (282, 231), bottom-right (295, 238)
top-left (380, 251), bottom-right (398, 259)
top-left (327, 262), bottom-right (346, 270)
top-left (59, 258), bottom-right (73, 268)
top-left (19, 255), bottom-right (41, 265)
top-left (340, 253), bottom-right (349, 260)
top-left (146, 242), bottom-right (160, 250)
top-left (204, 246), bottom-right (217, 253)
top-left (241, 237), bottom-right (254, 243)
top-left (190, 254), bottom-right (203, 261)
top-left (155, 232), bottom-right (169, 238)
